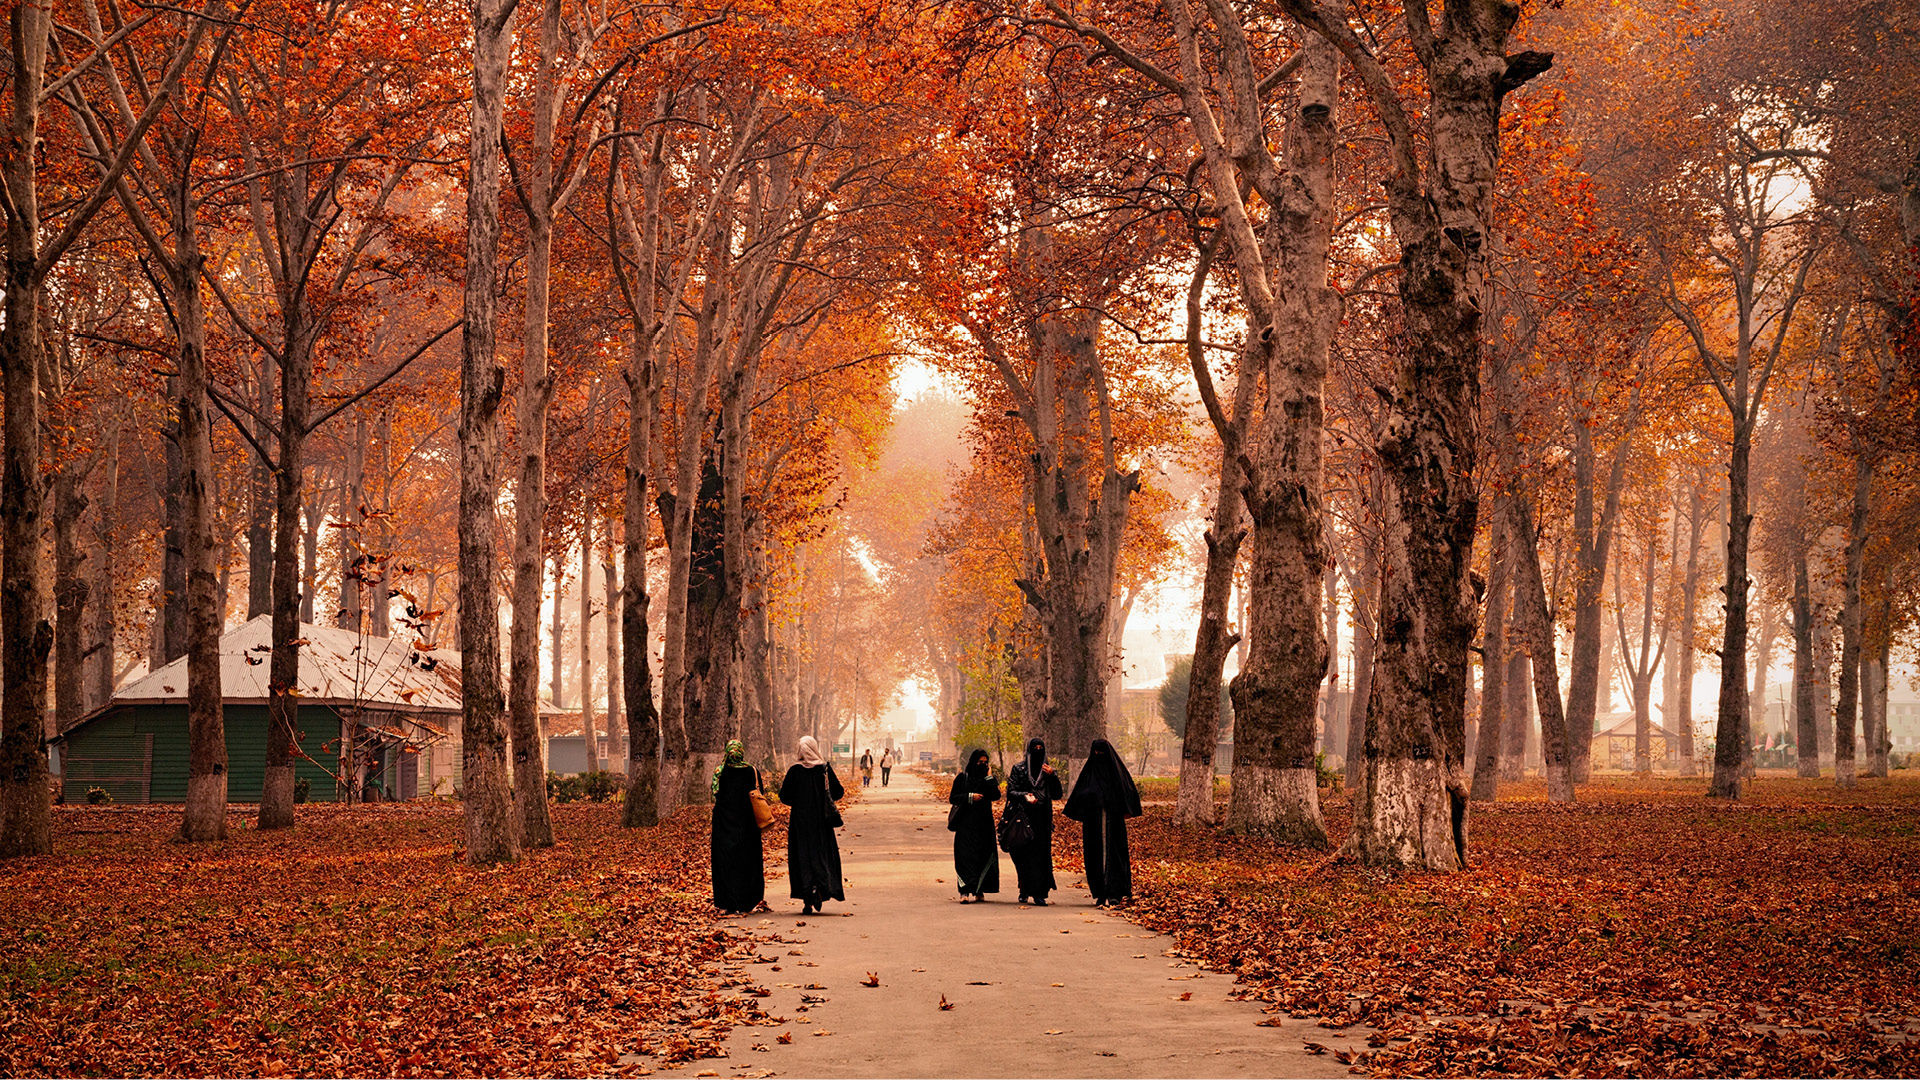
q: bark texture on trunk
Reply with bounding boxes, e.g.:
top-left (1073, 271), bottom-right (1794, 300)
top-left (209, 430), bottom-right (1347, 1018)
top-left (1836, 452), bottom-right (1871, 783)
top-left (1564, 420), bottom-right (1629, 784)
top-left (53, 472), bottom-right (91, 732)
top-left (458, 0), bottom-right (520, 865)
top-left (174, 240), bottom-right (227, 842)
top-left (1470, 497), bottom-right (1510, 801)
top-left (1267, 0), bottom-right (1550, 870)
top-left (1710, 423), bottom-right (1752, 798)
top-left (1792, 552), bottom-right (1819, 777)
top-left (0, 1), bottom-right (54, 857)
top-left (505, 0), bottom-right (568, 849)
top-left (1224, 32), bottom-right (1340, 848)
top-left (1675, 478), bottom-right (1705, 776)
top-left (1507, 492), bottom-right (1575, 801)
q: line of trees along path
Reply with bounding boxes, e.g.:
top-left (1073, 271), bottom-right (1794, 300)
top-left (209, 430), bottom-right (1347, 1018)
top-left (1, 0), bottom-right (1915, 867)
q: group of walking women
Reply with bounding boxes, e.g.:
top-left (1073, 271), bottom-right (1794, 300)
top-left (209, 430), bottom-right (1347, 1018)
top-left (947, 738), bottom-right (1141, 907)
top-left (709, 732), bottom-right (1142, 915)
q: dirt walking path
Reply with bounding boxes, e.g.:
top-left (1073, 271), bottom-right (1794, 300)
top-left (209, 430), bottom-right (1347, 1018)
top-left (682, 770), bottom-right (1350, 1079)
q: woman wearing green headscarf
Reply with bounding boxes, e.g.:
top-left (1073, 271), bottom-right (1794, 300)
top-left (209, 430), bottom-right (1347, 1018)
top-left (710, 740), bottom-right (767, 915)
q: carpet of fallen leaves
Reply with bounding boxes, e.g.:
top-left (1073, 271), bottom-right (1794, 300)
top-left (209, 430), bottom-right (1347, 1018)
top-left (1108, 773), bottom-right (1920, 1078)
top-left (0, 802), bottom-right (787, 1077)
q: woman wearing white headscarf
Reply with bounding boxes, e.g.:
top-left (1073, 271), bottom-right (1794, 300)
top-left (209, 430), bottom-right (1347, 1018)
top-left (779, 736), bottom-right (846, 915)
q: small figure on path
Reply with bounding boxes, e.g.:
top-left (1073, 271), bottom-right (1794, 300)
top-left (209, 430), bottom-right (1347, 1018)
top-left (780, 735), bottom-right (846, 916)
top-left (860, 749), bottom-right (875, 787)
top-left (1064, 738), bottom-right (1142, 908)
top-left (1005, 737), bottom-right (1064, 905)
top-left (710, 739), bottom-right (767, 916)
top-left (949, 748), bottom-right (1001, 902)
top-left (879, 747), bottom-right (895, 786)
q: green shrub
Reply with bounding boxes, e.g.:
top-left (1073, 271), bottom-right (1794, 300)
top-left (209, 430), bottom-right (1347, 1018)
top-left (1315, 751), bottom-right (1342, 791)
top-left (293, 777), bottom-right (311, 804)
top-left (85, 786), bottom-right (112, 805)
top-left (580, 770), bottom-right (622, 802)
top-left (546, 772), bottom-right (585, 803)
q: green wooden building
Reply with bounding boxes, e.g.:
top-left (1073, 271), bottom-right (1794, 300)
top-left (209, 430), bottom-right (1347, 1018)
top-left (53, 616), bottom-right (464, 804)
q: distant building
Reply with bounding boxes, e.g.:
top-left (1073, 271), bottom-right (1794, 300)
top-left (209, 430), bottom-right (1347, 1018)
top-left (50, 616), bottom-right (554, 804)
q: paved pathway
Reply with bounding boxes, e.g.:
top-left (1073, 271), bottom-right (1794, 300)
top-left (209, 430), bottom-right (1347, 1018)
top-left (682, 771), bottom-right (1351, 1079)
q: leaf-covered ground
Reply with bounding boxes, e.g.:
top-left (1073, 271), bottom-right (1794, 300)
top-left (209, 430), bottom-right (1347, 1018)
top-left (0, 802), bottom-right (783, 1077)
top-left (1104, 774), bottom-right (1920, 1077)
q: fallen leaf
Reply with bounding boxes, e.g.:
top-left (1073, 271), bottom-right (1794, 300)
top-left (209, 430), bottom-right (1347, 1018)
top-left (861, 972), bottom-right (880, 987)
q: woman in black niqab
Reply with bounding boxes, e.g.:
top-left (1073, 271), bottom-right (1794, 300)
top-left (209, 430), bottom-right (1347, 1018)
top-left (1005, 737), bottom-right (1063, 905)
top-left (949, 748), bottom-right (1000, 902)
top-left (1063, 738), bottom-right (1141, 906)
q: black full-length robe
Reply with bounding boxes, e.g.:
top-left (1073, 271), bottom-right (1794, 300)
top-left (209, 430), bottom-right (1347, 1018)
top-left (1064, 740), bottom-right (1143, 903)
top-left (711, 765), bottom-right (766, 912)
top-left (780, 763), bottom-right (846, 904)
top-left (1005, 760), bottom-right (1063, 900)
top-left (949, 771), bottom-right (1000, 895)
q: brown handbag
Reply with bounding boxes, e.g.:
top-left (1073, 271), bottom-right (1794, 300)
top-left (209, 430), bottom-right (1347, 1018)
top-left (748, 788), bottom-right (776, 830)
top-left (748, 770), bottom-right (776, 830)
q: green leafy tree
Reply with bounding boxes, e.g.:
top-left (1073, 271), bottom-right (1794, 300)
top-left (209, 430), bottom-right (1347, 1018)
top-left (1159, 655), bottom-right (1231, 741)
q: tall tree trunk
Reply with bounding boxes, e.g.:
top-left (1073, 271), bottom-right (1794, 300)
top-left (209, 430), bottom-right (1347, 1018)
top-left (159, 411), bottom-right (189, 665)
top-left (247, 358), bottom-right (277, 620)
top-left (621, 345), bottom-right (661, 827)
top-left (87, 430), bottom-right (121, 709)
top-left (1507, 492), bottom-right (1575, 801)
top-left (1792, 551), bottom-right (1819, 777)
top-left (370, 412), bottom-right (393, 638)
top-left (506, 0), bottom-right (569, 848)
top-left (1470, 497), bottom-right (1510, 801)
top-left (1279, 0), bottom-right (1550, 870)
top-left (1710, 420), bottom-right (1753, 798)
top-left (53, 471), bottom-right (92, 733)
top-left (1675, 477), bottom-right (1705, 776)
top-left (259, 328), bottom-right (315, 829)
top-left (1747, 600), bottom-right (1778, 777)
top-left (603, 520), bottom-right (623, 760)
top-left (1863, 591), bottom-right (1891, 776)
top-left (550, 558), bottom-right (566, 710)
top-left (1501, 649), bottom-right (1530, 781)
top-left (174, 236), bottom-right (227, 842)
top-left (0, 0), bottom-right (54, 856)
top-left (1564, 420), bottom-right (1628, 784)
top-left (335, 423), bottom-right (367, 631)
top-left (1226, 33), bottom-right (1339, 847)
top-left (1175, 381), bottom-right (1245, 828)
top-left (657, 270), bottom-right (725, 812)
top-left (1345, 490), bottom-right (1379, 795)
top-left (1836, 452), bottom-right (1872, 784)
top-left (581, 509), bottom-right (598, 773)
top-left (299, 487), bottom-right (320, 625)
top-left (457, 0), bottom-right (520, 864)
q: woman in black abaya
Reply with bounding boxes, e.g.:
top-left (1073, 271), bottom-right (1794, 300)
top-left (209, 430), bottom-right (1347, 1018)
top-left (1063, 738), bottom-right (1142, 907)
top-left (948, 748), bottom-right (1000, 902)
top-left (1005, 737), bottom-right (1063, 905)
top-left (779, 735), bottom-right (846, 915)
top-left (710, 740), bottom-right (766, 915)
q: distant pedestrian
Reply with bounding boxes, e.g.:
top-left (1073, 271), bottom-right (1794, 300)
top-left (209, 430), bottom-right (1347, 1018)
top-left (879, 747), bottom-right (895, 786)
top-left (860, 749), bottom-right (875, 787)
top-left (1005, 738), bottom-right (1063, 906)
top-left (780, 735), bottom-right (846, 916)
top-left (1064, 738), bottom-right (1142, 907)
top-left (949, 748), bottom-right (1001, 902)
top-left (710, 740), bottom-right (767, 915)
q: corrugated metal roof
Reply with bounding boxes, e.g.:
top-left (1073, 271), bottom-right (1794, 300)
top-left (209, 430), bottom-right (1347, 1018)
top-left (102, 615), bottom-right (482, 716)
